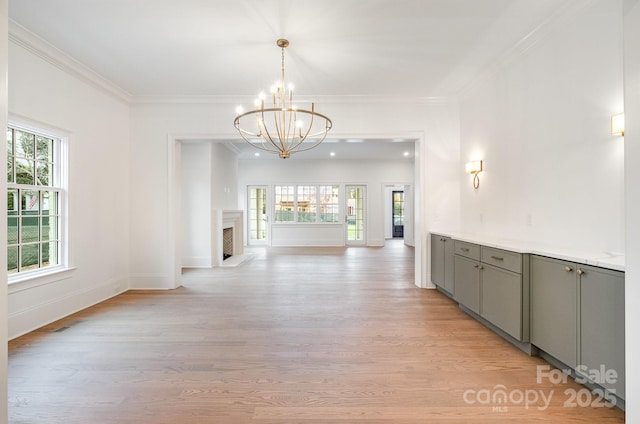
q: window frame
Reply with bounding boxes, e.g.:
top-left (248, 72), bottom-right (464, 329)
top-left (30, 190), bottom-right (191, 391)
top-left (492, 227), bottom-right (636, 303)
top-left (7, 120), bottom-right (70, 285)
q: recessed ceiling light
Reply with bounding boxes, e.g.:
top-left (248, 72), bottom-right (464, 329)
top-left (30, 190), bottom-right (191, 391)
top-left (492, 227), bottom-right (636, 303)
top-left (330, 152), bottom-right (336, 157)
top-left (254, 152), bottom-right (260, 157)
top-left (346, 139), bottom-right (364, 143)
top-left (404, 152), bottom-right (410, 156)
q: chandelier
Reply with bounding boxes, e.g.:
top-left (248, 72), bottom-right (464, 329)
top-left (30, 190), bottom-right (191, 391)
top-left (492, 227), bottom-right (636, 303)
top-left (233, 39), bottom-right (332, 159)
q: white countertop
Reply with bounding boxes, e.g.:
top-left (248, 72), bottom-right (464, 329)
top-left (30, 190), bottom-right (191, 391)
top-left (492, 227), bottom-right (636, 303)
top-left (431, 231), bottom-right (625, 272)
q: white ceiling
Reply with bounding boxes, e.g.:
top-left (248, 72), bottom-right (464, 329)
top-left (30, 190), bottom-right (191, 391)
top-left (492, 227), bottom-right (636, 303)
top-left (8, 0), bottom-right (568, 159)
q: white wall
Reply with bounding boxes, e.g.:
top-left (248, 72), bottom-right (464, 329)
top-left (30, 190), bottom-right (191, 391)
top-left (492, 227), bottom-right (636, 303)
top-left (459, 0), bottom-right (624, 255)
top-left (181, 143), bottom-right (212, 267)
top-left (238, 158), bottom-right (413, 247)
top-left (0, 1), bottom-right (8, 421)
top-left (624, 0), bottom-right (640, 419)
top-left (7, 31), bottom-right (131, 339)
top-left (210, 143), bottom-right (238, 211)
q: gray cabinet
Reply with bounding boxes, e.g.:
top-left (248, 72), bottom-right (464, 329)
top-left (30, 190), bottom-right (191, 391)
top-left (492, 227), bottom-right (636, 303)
top-left (481, 263), bottom-right (523, 341)
top-left (531, 256), bottom-right (625, 399)
top-left (530, 255), bottom-right (577, 368)
top-left (453, 240), bottom-right (481, 314)
top-left (454, 242), bottom-right (529, 342)
top-left (480, 246), bottom-right (528, 342)
top-left (454, 254), bottom-right (480, 314)
top-left (579, 265), bottom-right (625, 399)
top-left (430, 234), bottom-right (454, 294)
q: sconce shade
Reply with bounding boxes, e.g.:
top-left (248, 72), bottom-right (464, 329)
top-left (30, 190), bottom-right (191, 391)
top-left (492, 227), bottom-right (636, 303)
top-left (465, 160), bottom-right (483, 174)
top-left (611, 113), bottom-right (625, 136)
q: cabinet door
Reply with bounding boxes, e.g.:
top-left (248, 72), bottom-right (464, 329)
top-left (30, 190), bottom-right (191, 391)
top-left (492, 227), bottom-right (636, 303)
top-left (430, 234), bottom-right (445, 288)
top-left (531, 256), bottom-right (577, 368)
top-left (454, 255), bottom-right (480, 314)
top-left (481, 264), bottom-right (522, 340)
top-left (443, 237), bottom-right (454, 294)
top-left (579, 266), bottom-right (625, 399)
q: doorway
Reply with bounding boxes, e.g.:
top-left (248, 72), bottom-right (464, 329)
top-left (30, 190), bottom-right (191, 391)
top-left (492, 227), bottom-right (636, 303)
top-left (392, 190), bottom-right (404, 238)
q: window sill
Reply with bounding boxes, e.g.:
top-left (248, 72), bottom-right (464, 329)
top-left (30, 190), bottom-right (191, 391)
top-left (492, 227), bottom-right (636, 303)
top-left (8, 266), bottom-right (77, 294)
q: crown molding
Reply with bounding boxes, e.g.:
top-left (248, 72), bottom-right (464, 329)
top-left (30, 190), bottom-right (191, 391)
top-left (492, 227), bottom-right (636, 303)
top-left (458, 0), bottom-right (594, 99)
top-left (8, 20), bottom-right (133, 104)
top-left (131, 94), bottom-right (452, 106)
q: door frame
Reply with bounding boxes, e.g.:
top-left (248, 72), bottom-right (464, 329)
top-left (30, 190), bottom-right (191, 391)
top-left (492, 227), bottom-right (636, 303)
top-left (168, 131), bottom-right (426, 289)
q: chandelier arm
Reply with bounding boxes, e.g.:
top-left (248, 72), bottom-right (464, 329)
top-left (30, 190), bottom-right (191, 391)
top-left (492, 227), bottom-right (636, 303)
top-left (288, 109), bottom-right (333, 152)
top-left (235, 129), bottom-right (280, 153)
top-left (261, 109), bottom-right (286, 154)
top-left (285, 108), bottom-right (295, 151)
top-left (273, 108), bottom-right (288, 153)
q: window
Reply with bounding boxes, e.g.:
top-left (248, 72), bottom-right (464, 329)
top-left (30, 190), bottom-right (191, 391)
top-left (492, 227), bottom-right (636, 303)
top-left (296, 185), bottom-right (316, 222)
top-left (274, 185), bottom-right (294, 222)
top-left (319, 185), bottom-right (339, 222)
top-left (274, 184), bottom-right (339, 224)
top-left (7, 126), bottom-right (64, 277)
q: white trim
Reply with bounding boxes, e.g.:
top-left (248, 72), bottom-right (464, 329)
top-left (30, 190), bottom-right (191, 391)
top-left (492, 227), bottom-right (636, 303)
top-left (8, 20), bottom-right (132, 104)
top-left (8, 274), bottom-right (128, 340)
top-left (131, 94), bottom-right (451, 106)
top-left (8, 266), bottom-right (76, 293)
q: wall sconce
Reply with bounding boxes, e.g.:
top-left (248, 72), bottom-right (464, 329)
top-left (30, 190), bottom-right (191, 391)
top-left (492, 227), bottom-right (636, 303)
top-left (611, 112), bottom-right (624, 136)
top-left (465, 160), bottom-right (483, 189)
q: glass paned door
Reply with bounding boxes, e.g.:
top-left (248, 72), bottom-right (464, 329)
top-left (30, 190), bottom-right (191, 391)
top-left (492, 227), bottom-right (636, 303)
top-left (392, 190), bottom-right (404, 238)
top-left (346, 185), bottom-right (365, 245)
top-left (248, 186), bottom-right (268, 245)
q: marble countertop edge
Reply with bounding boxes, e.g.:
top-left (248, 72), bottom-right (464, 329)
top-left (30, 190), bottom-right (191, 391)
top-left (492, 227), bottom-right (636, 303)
top-left (430, 231), bottom-right (625, 272)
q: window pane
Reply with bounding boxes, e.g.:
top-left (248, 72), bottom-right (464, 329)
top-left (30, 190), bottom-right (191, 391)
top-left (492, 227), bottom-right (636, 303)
top-left (7, 246), bottom-right (18, 274)
top-left (36, 136), bottom-right (54, 161)
top-left (41, 216), bottom-right (57, 241)
top-left (7, 156), bottom-right (14, 183)
top-left (21, 243), bottom-right (39, 271)
top-left (15, 130), bottom-right (35, 159)
top-left (8, 217), bottom-right (18, 246)
top-left (21, 190), bottom-right (39, 215)
top-left (274, 185), bottom-right (294, 222)
top-left (297, 185), bottom-right (316, 222)
top-left (43, 241), bottom-right (58, 267)
top-left (7, 128), bottom-right (13, 183)
top-left (8, 189), bottom-right (18, 216)
top-left (42, 191), bottom-right (58, 215)
top-left (21, 217), bottom-right (39, 243)
top-left (36, 161), bottom-right (51, 186)
top-left (16, 158), bottom-right (35, 184)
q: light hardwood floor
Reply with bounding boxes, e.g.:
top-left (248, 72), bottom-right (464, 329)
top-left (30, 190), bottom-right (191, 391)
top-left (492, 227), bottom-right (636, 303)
top-left (8, 241), bottom-right (625, 423)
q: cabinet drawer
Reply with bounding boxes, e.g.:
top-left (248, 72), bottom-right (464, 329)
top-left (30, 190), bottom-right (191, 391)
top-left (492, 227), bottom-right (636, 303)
top-left (481, 246), bottom-right (522, 273)
top-left (454, 240), bottom-right (480, 260)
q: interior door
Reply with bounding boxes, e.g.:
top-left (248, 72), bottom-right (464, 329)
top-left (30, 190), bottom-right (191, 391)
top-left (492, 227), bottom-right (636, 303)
top-left (247, 186), bottom-right (268, 245)
top-left (392, 190), bottom-right (404, 238)
top-left (346, 185), bottom-right (366, 245)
